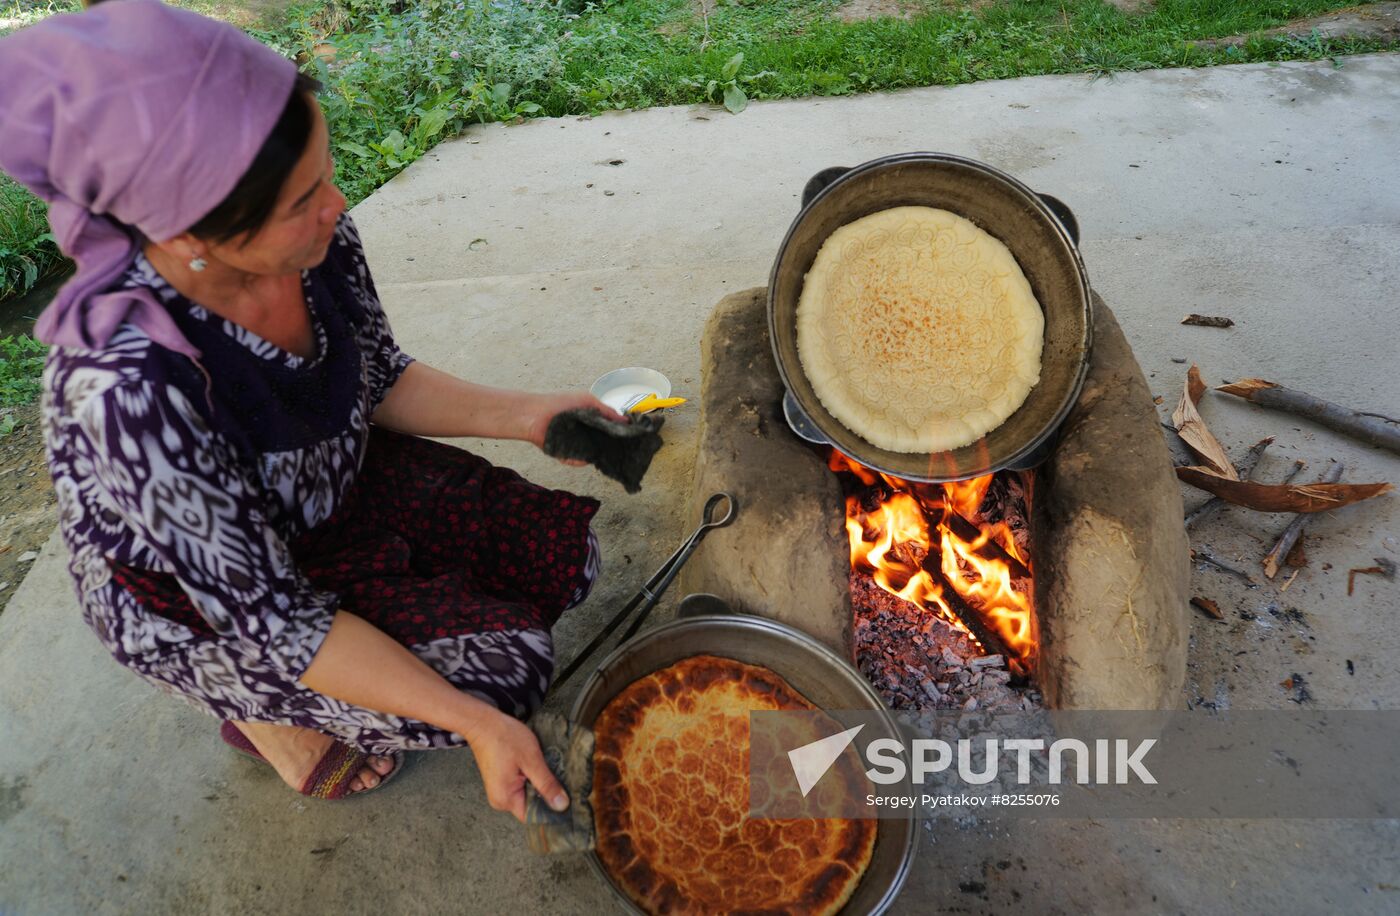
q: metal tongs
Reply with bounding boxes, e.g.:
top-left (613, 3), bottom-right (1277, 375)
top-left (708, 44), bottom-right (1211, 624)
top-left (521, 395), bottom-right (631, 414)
top-left (553, 492), bottom-right (738, 688)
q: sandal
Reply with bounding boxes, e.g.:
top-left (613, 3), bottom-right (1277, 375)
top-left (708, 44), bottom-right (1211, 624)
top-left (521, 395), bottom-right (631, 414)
top-left (219, 721), bottom-right (405, 799)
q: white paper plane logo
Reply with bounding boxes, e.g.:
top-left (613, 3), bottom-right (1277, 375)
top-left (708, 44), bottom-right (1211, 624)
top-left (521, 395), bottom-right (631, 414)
top-left (787, 724), bottom-right (865, 797)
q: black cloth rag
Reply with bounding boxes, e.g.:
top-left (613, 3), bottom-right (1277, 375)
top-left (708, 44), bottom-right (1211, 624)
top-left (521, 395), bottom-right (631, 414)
top-left (543, 408), bottom-right (664, 494)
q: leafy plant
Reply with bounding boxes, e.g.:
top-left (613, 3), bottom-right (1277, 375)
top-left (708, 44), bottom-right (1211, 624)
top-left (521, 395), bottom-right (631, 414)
top-left (0, 334), bottom-right (48, 407)
top-left (0, 176), bottom-right (68, 302)
top-left (336, 89), bottom-right (460, 169)
top-left (712, 52), bottom-right (748, 113)
top-left (292, 0), bottom-right (576, 204)
top-left (684, 51), bottom-right (776, 114)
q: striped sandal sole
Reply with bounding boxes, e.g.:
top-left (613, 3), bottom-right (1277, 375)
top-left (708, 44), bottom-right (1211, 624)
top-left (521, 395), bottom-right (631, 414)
top-left (219, 721), bottom-right (405, 799)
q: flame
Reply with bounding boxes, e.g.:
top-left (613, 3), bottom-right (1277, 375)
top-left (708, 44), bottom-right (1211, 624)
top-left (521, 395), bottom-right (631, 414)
top-left (832, 452), bottom-right (1037, 673)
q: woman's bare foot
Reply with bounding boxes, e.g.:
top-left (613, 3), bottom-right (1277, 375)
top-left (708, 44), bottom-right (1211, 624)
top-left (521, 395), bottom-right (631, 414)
top-left (230, 720), bottom-right (396, 794)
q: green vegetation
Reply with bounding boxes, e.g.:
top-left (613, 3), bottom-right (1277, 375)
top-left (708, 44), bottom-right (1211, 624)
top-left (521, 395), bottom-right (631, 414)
top-left (0, 175), bottom-right (65, 303)
top-left (264, 0), bottom-right (1394, 208)
top-left (0, 334), bottom-right (46, 408)
top-left (0, 0), bottom-right (1393, 301)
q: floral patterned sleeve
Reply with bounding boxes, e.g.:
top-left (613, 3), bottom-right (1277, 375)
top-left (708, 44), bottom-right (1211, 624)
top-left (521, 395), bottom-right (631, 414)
top-left (75, 377), bottom-right (339, 681)
top-left (336, 213), bottom-right (414, 412)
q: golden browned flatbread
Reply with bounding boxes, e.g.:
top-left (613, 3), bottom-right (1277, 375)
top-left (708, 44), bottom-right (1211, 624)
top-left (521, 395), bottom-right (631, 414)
top-left (591, 655), bottom-right (876, 915)
top-left (797, 206), bottom-right (1044, 453)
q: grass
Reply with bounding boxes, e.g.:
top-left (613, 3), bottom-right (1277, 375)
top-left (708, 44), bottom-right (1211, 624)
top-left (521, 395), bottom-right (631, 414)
top-left (279, 0), bottom-right (1396, 210)
top-left (0, 334), bottom-right (46, 409)
top-left (542, 0), bottom-right (1390, 112)
top-left (0, 0), bottom-right (1394, 303)
top-left (0, 174), bottom-right (65, 304)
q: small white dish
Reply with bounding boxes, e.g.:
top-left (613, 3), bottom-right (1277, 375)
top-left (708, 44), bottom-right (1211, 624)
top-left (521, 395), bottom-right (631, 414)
top-left (591, 367), bottom-right (672, 413)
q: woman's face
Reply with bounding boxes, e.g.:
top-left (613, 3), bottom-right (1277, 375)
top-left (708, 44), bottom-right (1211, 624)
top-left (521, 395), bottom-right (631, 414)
top-left (200, 95), bottom-right (347, 276)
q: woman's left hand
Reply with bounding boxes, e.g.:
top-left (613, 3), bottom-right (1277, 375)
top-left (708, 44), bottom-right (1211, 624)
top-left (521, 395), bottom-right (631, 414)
top-left (525, 390), bottom-right (628, 465)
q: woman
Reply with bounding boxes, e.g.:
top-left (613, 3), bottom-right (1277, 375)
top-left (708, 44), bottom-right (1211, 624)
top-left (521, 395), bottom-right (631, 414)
top-left (0, 0), bottom-right (624, 814)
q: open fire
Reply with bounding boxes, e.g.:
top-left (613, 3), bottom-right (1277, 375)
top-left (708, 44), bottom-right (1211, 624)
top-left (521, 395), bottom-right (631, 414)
top-left (829, 452), bottom-right (1041, 710)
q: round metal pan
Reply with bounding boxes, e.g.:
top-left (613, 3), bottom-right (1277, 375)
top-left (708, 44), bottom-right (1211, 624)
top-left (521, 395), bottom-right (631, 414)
top-left (572, 614), bottom-right (918, 915)
top-left (768, 152), bottom-right (1093, 483)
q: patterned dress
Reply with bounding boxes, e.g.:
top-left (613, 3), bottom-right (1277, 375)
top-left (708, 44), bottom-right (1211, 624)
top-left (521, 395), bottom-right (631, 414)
top-left (41, 214), bottom-right (601, 756)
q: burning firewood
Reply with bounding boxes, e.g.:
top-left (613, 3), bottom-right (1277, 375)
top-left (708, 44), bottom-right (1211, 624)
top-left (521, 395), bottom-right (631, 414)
top-left (849, 572), bottom-right (1034, 712)
top-left (1175, 465), bottom-right (1390, 513)
top-left (916, 551), bottom-right (1015, 664)
top-left (1217, 379), bottom-right (1400, 457)
top-left (1184, 436), bottom-right (1273, 528)
top-left (940, 507), bottom-right (1032, 582)
top-left (1172, 365), bottom-right (1237, 479)
top-left (1181, 314), bottom-right (1234, 328)
top-left (1262, 461), bottom-right (1342, 579)
top-left (835, 456), bottom-right (1035, 677)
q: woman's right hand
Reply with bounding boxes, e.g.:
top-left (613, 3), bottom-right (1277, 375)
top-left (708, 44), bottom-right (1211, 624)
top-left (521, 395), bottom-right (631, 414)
top-left (465, 707), bottom-right (570, 822)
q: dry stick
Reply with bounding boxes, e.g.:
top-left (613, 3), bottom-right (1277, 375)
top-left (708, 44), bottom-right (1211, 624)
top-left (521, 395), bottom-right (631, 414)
top-left (1185, 436), bottom-right (1275, 528)
top-left (1278, 460), bottom-right (1308, 487)
top-left (1192, 548), bottom-right (1258, 587)
top-left (1218, 379), bottom-right (1400, 457)
top-left (1347, 567), bottom-right (1386, 596)
top-left (698, 0), bottom-right (712, 51)
top-left (1263, 460), bottom-right (1344, 579)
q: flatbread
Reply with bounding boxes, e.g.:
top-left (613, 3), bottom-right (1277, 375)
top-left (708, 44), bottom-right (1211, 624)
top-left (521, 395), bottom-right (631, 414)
top-left (797, 205), bottom-right (1044, 453)
top-left (592, 655), bottom-right (876, 915)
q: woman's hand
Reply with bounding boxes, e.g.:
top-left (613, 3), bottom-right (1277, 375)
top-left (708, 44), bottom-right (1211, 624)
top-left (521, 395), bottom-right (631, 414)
top-left (465, 707), bottom-right (570, 822)
top-left (373, 363), bottom-right (629, 447)
top-left (524, 390), bottom-right (628, 465)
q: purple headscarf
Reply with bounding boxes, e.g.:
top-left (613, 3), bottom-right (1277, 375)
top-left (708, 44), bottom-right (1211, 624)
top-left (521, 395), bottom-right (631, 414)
top-left (0, 0), bottom-right (297, 359)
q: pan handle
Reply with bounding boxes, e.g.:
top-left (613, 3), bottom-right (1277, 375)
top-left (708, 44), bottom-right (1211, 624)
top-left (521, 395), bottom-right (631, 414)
top-left (801, 166), bottom-right (852, 209)
top-left (676, 593), bottom-right (738, 619)
top-left (1036, 193), bottom-right (1080, 247)
top-left (783, 389), bottom-right (830, 445)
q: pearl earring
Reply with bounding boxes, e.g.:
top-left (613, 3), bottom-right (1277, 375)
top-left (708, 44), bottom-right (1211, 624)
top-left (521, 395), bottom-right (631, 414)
top-left (188, 257), bottom-right (207, 272)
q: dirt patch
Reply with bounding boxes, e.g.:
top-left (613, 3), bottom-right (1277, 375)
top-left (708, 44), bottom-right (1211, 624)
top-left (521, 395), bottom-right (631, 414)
top-left (1105, 0), bottom-right (1154, 13)
top-left (834, 0), bottom-right (1004, 21)
top-left (202, 0), bottom-right (307, 29)
top-left (1197, 2), bottom-right (1400, 48)
top-left (655, 0), bottom-right (713, 37)
top-left (833, 0), bottom-right (924, 22)
top-left (0, 402), bottom-right (57, 619)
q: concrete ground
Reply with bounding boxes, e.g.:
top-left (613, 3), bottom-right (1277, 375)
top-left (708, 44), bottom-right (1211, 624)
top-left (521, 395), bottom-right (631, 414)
top-left (3, 53), bottom-right (1400, 914)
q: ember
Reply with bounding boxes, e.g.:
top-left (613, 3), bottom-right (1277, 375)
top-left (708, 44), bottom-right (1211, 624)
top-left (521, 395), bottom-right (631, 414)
top-left (830, 452), bottom-right (1041, 711)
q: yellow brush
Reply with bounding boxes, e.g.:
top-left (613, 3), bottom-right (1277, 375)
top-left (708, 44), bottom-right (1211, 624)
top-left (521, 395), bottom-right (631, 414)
top-left (624, 393), bottom-right (687, 414)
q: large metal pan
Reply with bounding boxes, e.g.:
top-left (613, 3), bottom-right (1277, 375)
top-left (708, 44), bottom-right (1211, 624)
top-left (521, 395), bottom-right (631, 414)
top-left (769, 152), bottom-right (1093, 483)
top-left (571, 614), bottom-right (918, 915)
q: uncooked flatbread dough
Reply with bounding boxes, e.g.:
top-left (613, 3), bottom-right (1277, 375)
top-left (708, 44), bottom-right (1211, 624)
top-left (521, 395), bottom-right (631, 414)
top-left (797, 206), bottom-right (1043, 453)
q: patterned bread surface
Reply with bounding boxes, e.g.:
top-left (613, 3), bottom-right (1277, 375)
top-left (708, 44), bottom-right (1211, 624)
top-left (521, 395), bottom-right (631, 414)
top-left (591, 654), bottom-right (876, 915)
top-left (797, 205), bottom-right (1044, 453)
